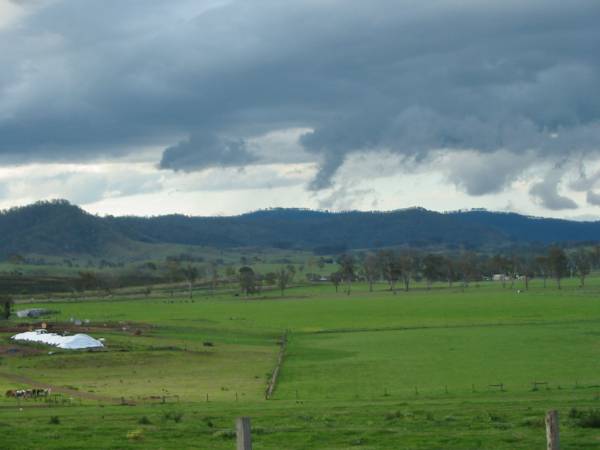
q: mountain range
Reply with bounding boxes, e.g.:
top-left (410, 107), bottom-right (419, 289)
top-left (0, 200), bottom-right (598, 259)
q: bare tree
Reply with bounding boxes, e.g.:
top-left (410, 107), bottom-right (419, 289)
top-left (181, 264), bottom-right (199, 299)
top-left (239, 266), bottom-right (256, 297)
top-left (422, 254), bottom-right (444, 289)
top-left (571, 249), bottom-right (591, 287)
top-left (276, 266), bottom-right (293, 296)
top-left (378, 250), bottom-right (401, 294)
top-left (517, 256), bottom-right (535, 290)
top-left (548, 247), bottom-right (568, 289)
top-left (490, 254), bottom-right (510, 288)
top-left (457, 252), bottom-right (479, 290)
top-left (361, 253), bottom-right (380, 292)
top-left (337, 254), bottom-right (356, 295)
top-left (330, 271), bottom-right (342, 292)
top-left (208, 261), bottom-right (219, 295)
top-left (443, 256), bottom-right (456, 288)
top-left (399, 252), bottom-right (417, 292)
top-left (535, 255), bottom-right (549, 288)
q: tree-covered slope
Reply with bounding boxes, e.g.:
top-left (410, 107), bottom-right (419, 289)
top-left (1, 201), bottom-right (599, 258)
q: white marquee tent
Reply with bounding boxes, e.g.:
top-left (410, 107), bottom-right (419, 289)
top-left (11, 329), bottom-right (104, 350)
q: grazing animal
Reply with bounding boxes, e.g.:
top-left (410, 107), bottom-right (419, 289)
top-left (7, 388), bottom-right (51, 399)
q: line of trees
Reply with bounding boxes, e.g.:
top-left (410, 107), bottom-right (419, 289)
top-left (329, 245), bottom-right (594, 294)
top-left (35, 245), bottom-right (596, 300)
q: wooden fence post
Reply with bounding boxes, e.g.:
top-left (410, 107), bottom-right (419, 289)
top-left (236, 417), bottom-right (252, 450)
top-left (545, 410), bottom-right (560, 450)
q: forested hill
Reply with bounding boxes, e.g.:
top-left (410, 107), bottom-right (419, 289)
top-left (1, 200), bottom-right (599, 258)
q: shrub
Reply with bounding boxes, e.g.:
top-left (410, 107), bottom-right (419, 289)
top-left (49, 416), bottom-right (60, 425)
top-left (163, 411), bottom-right (184, 423)
top-left (138, 416), bottom-right (152, 425)
top-left (578, 409), bottom-right (600, 428)
top-left (569, 407), bottom-right (584, 419)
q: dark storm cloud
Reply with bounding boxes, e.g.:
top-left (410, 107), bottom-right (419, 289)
top-left (1, 0), bottom-right (600, 200)
top-left (159, 133), bottom-right (257, 171)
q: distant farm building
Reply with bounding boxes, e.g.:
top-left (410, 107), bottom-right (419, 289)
top-left (15, 308), bottom-right (56, 319)
top-left (492, 274), bottom-right (510, 282)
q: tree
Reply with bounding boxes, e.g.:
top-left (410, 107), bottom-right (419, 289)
top-left (238, 266), bottom-right (256, 297)
top-left (225, 266), bottom-right (236, 281)
top-left (592, 245), bottom-right (600, 269)
top-left (443, 256), bottom-right (456, 287)
top-left (399, 252), bottom-right (418, 292)
top-left (490, 254), bottom-right (511, 287)
top-left (535, 255), bottom-right (550, 288)
top-left (264, 272), bottom-right (277, 286)
top-left (422, 254), bottom-right (445, 289)
top-left (361, 253), bottom-right (380, 292)
top-left (208, 261), bottom-right (220, 295)
top-left (516, 255), bottom-right (535, 290)
top-left (547, 247), bottom-right (568, 289)
top-left (276, 267), bottom-right (293, 296)
top-left (0, 296), bottom-right (13, 319)
top-left (571, 249), bottom-right (591, 287)
top-left (166, 259), bottom-right (183, 284)
top-left (378, 250), bottom-right (401, 294)
top-left (181, 264), bottom-right (199, 299)
top-left (457, 252), bottom-right (479, 290)
top-left (330, 271), bottom-right (342, 292)
top-left (286, 265), bottom-right (297, 282)
top-left (78, 271), bottom-right (98, 292)
top-left (337, 254), bottom-right (356, 295)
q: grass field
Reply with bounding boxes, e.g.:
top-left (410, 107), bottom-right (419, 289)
top-left (1, 277), bottom-right (600, 448)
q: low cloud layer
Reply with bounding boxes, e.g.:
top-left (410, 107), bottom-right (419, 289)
top-left (1, 0), bottom-right (600, 211)
top-left (160, 133), bottom-right (257, 171)
top-left (530, 165), bottom-right (579, 210)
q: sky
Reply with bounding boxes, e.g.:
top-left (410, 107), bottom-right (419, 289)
top-left (1, 0), bottom-right (600, 219)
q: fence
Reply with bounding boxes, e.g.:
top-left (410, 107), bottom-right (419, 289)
top-left (233, 410), bottom-right (562, 450)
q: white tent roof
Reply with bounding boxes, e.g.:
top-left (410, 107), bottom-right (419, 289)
top-left (11, 329), bottom-right (104, 349)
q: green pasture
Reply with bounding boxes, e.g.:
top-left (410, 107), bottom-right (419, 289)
top-left (1, 278), bottom-right (600, 448)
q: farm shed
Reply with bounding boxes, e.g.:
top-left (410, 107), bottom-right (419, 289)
top-left (16, 308), bottom-right (55, 318)
top-left (11, 329), bottom-right (104, 350)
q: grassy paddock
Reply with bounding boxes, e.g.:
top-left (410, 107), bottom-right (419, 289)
top-left (1, 278), bottom-right (599, 448)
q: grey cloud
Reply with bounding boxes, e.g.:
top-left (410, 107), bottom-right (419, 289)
top-left (529, 169), bottom-right (578, 210)
top-left (159, 133), bottom-right (257, 171)
top-left (570, 164), bottom-right (600, 192)
top-left (586, 190), bottom-right (600, 206)
top-left (444, 150), bottom-right (532, 196)
top-left (316, 184), bottom-right (376, 211)
top-left (0, 0), bottom-right (600, 196)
